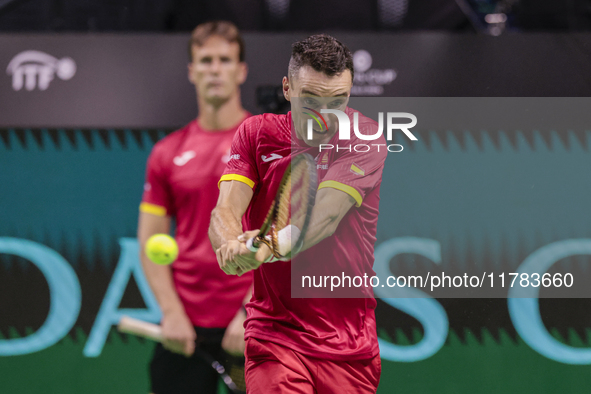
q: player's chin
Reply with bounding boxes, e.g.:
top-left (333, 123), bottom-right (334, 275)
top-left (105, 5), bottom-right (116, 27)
top-left (205, 91), bottom-right (230, 104)
top-left (313, 129), bottom-right (336, 145)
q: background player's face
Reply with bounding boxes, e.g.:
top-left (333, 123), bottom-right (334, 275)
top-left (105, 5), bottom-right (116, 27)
top-left (188, 35), bottom-right (247, 107)
top-left (284, 66), bottom-right (352, 147)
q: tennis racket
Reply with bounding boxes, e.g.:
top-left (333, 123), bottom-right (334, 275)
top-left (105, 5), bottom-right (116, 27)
top-left (245, 153), bottom-right (318, 260)
top-left (117, 316), bottom-right (246, 394)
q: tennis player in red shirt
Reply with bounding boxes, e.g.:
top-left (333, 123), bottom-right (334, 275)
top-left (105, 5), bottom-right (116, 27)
top-left (138, 21), bottom-right (251, 394)
top-left (209, 34), bottom-right (386, 393)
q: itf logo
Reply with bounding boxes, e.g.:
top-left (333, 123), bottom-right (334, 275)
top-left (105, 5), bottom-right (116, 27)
top-left (6, 50), bottom-right (76, 91)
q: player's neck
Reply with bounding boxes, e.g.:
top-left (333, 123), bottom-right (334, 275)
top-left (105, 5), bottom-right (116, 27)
top-left (197, 93), bottom-right (246, 132)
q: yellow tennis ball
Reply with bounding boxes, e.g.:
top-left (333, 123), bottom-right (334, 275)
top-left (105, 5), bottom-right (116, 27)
top-left (145, 234), bottom-right (178, 265)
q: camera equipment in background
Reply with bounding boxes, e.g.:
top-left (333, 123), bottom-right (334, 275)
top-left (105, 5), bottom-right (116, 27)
top-left (256, 85), bottom-right (289, 114)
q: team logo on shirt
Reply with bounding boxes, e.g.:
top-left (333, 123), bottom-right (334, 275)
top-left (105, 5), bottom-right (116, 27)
top-left (261, 153), bottom-right (283, 163)
top-left (350, 163), bottom-right (365, 176)
top-left (316, 153), bottom-right (329, 170)
top-left (173, 150), bottom-right (196, 166)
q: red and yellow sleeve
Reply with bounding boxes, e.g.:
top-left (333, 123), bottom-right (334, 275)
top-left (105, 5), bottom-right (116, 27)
top-left (140, 147), bottom-right (173, 216)
top-left (218, 174), bottom-right (256, 189)
top-left (219, 117), bottom-right (260, 189)
top-left (321, 143), bottom-right (387, 208)
top-left (318, 180), bottom-right (363, 207)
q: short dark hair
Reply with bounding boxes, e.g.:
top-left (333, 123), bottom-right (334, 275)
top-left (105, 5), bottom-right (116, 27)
top-left (188, 21), bottom-right (245, 62)
top-left (288, 34), bottom-right (354, 82)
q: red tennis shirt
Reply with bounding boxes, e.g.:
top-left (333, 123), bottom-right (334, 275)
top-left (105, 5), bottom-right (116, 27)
top-left (220, 108), bottom-right (387, 360)
top-left (141, 117), bottom-right (252, 328)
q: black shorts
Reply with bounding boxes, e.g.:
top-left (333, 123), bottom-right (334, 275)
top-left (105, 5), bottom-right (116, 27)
top-left (149, 326), bottom-right (229, 394)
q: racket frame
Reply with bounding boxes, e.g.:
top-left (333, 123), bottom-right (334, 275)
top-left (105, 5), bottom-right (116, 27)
top-left (249, 153), bottom-right (317, 259)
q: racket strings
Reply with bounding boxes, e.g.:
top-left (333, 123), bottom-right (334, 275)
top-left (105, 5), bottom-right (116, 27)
top-left (276, 173), bottom-right (291, 229)
top-left (255, 154), bottom-right (317, 259)
top-left (227, 358), bottom-right (246, 392)
top-left (269, 168), bottom-right (291, 256)
top-left (289, 159), bottom-right (312, 229)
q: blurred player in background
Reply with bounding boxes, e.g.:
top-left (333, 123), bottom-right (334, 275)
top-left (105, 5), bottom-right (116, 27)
top-left (138, 21), bottom-right (252, 394)
top-left (209, 34), bottom-right (386, 393)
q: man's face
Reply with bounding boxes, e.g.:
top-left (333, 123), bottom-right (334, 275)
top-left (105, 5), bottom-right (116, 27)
top-left (188, 35), bottom-right (247, 106)
top-left (284, 66), bottom-right (352, 147)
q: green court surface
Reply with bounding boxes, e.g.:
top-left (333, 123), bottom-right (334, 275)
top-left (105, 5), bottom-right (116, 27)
top-left (2, 327), bottom-right (591, 393)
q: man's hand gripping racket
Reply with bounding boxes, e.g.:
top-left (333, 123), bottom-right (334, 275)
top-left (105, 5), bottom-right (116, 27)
top-left (245, 153), bottom-right (317, 262)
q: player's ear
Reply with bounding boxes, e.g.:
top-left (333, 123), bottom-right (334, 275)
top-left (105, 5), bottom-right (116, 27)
top-left (187, 63), bottom-right (195, 84)
top-left (282, 76), bottom-right (290, 102)
top-left (237, 62), bottom-right (248, 85)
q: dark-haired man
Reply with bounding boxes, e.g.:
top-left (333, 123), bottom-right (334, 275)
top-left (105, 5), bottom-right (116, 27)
top-left (138, 21), bottom-right (251, 394)
top-left (210, 34), bottom-right (386, 393)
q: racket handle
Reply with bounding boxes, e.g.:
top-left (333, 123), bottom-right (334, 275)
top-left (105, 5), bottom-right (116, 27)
top-left (245, 236), bottom-right (277, 262)
top-left (245, 237), bottom-right (259, 253)
top-left (118, 316), bottom-right (163, 342)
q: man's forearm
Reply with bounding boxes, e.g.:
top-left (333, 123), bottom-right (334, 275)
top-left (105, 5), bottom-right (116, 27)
top-left (299, 188), bottom-right (356, 253)
top-left (140, 253), bottom-right (185, 315)
top-left (209, 206), bottom-right (244, 250)
top-left (301, 212), bottom-right (338, 251)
